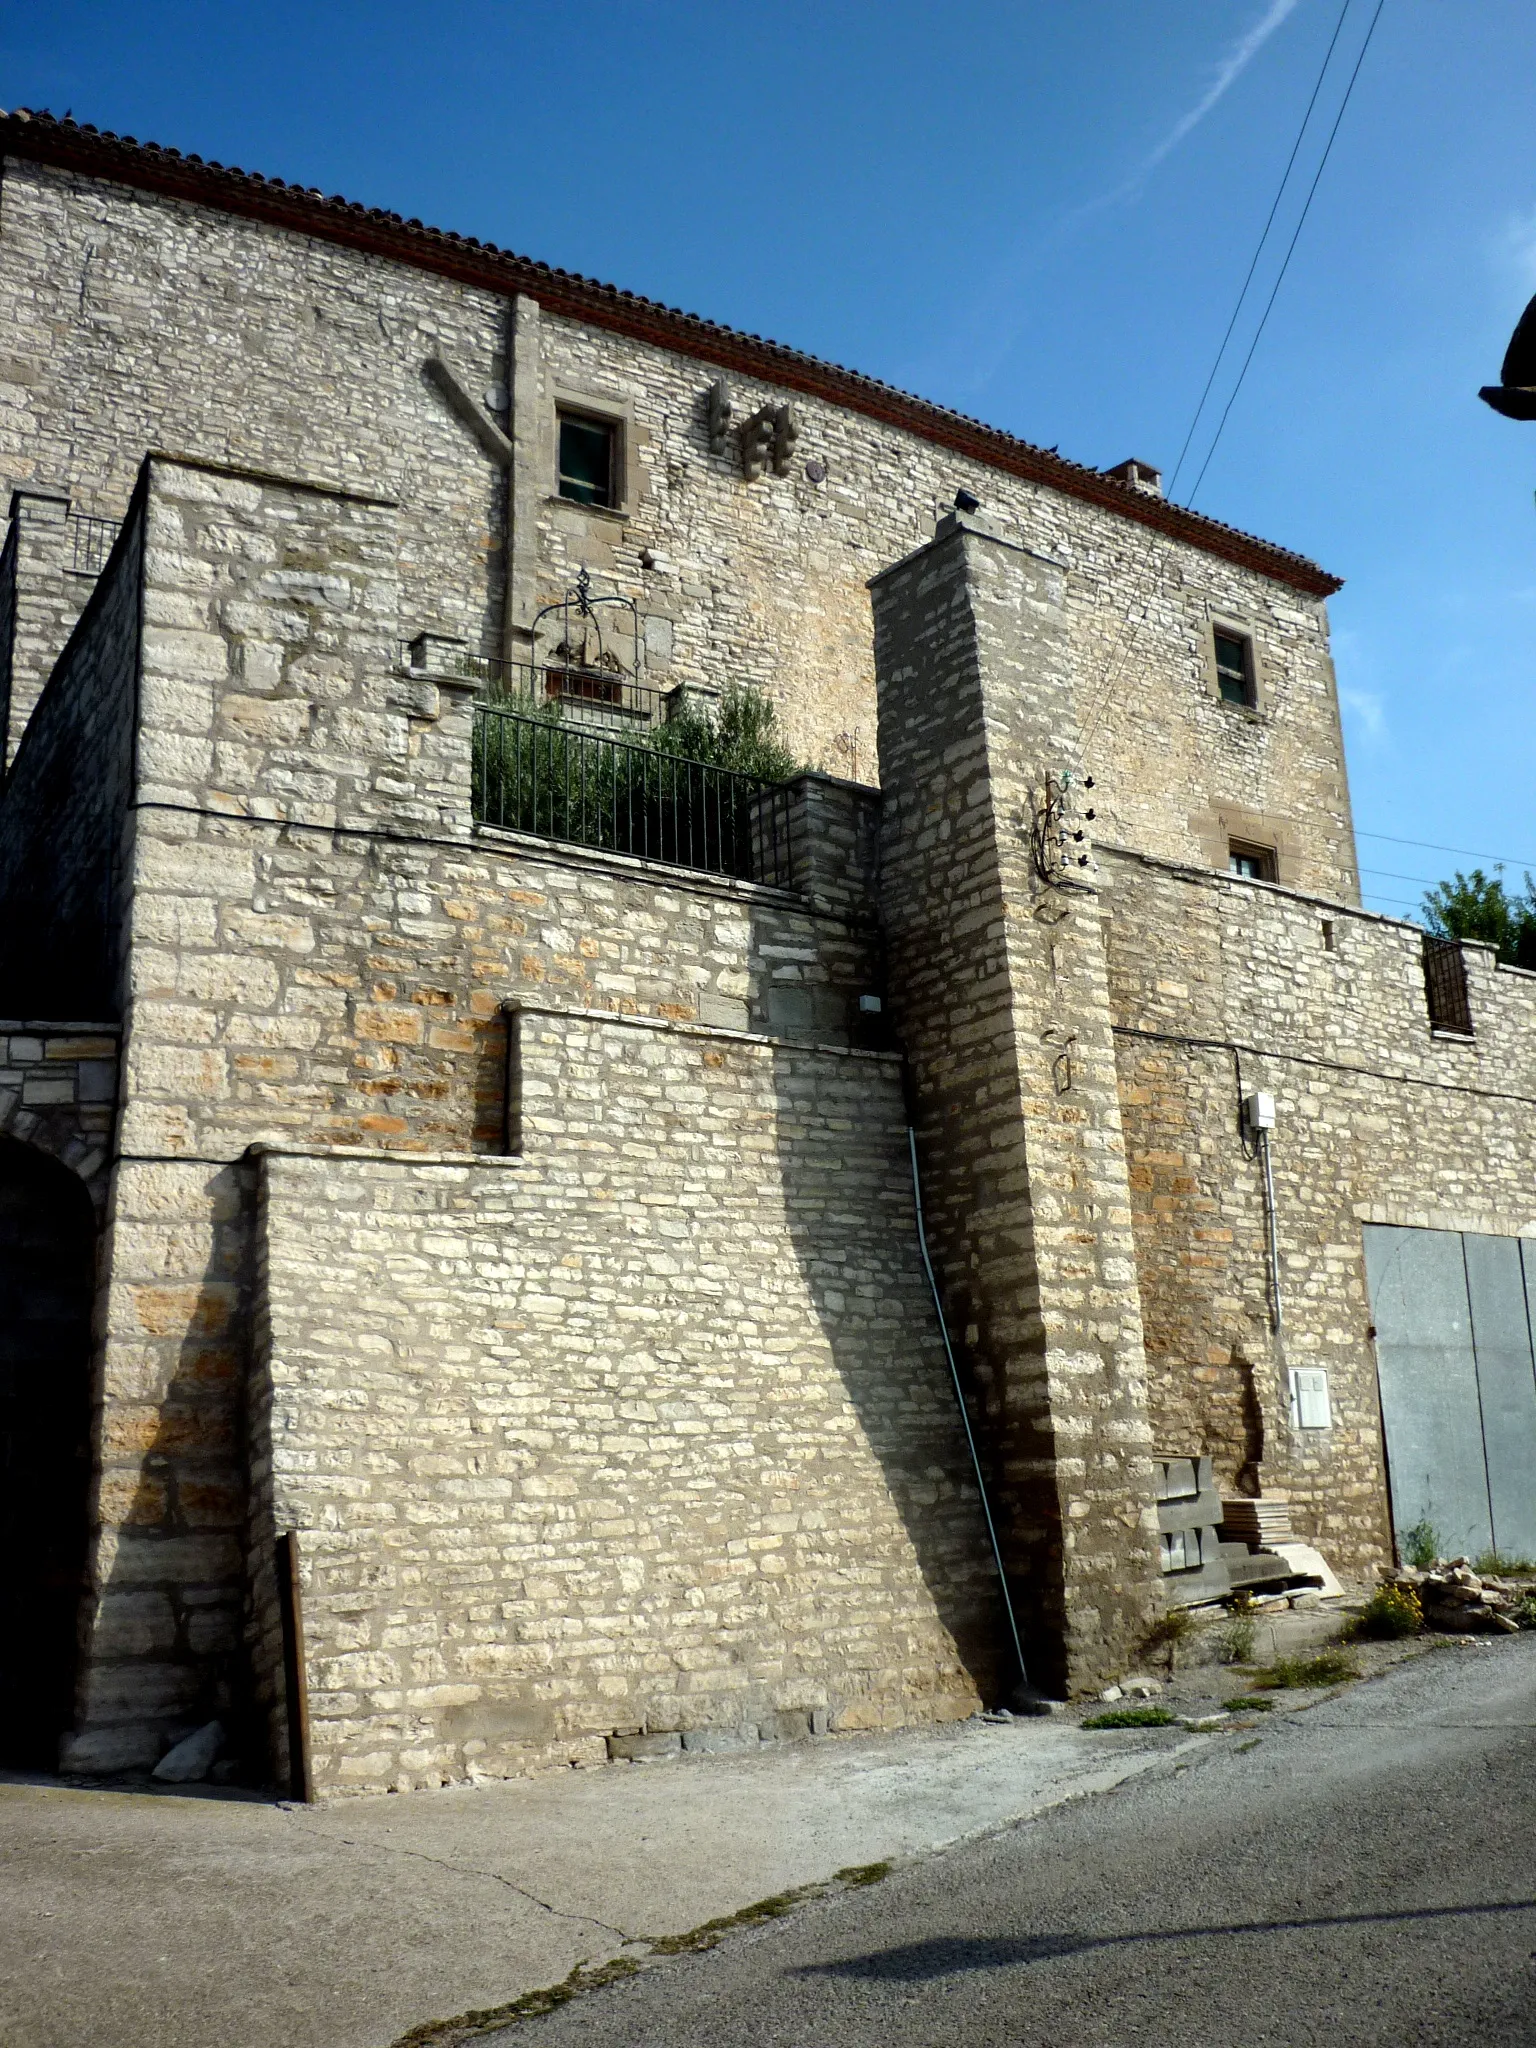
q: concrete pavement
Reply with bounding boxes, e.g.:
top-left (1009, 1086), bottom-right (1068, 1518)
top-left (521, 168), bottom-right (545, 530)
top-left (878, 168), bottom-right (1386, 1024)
top-left (0, 1709), bottom-right (1205, 2048)
top-left (503, 1638), bottom-right (1536, 2048)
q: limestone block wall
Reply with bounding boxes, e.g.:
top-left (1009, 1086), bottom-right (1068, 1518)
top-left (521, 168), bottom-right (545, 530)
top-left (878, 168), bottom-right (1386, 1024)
top-left (1102, 845), bottom-right (1536, 1577)
top-left (872, 513), bottom-right (1161, 1697)
top-left (0, 152), bottom-right (1356, 896)
top-left (62, 453), bottom-right (889, 1770)
top-left (248, 1010), bottom-right (1000, 1796)
top-left (117, 457), bottom-right (883, 1164)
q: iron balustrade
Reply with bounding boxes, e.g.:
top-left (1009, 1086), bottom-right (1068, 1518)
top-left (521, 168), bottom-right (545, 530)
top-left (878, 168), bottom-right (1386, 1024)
top-left (472, 698), bottom-right (795, 887)
top-left (68, 513), bottom-right (122, 577)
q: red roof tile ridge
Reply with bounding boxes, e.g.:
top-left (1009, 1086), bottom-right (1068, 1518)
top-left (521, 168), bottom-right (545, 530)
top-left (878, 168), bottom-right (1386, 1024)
top-left (0, 108), bottom-right (1342, 596)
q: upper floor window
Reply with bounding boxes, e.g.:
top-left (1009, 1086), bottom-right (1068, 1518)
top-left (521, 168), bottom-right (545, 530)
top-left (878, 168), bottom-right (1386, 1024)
top-left (1229, 841), bottom-right (1276, 882)
top-left (557, 411), bottom-right (617, 508)
top-left (1214, 627), bottom-right (1257, 708)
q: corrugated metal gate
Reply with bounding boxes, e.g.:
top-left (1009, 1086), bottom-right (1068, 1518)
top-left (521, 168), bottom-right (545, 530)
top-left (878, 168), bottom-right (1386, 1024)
top-left (1363, 1224), bottom-right (1536, 1560)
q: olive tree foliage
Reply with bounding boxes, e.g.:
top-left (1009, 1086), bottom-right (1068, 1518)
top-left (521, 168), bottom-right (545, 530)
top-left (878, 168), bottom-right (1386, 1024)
top-left (1421, 868), bottom-right (1536, 969)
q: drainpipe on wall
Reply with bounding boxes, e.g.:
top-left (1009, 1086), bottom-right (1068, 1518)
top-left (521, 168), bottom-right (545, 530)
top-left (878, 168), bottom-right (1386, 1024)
top-left (503, 295), bottom-right (542, 675)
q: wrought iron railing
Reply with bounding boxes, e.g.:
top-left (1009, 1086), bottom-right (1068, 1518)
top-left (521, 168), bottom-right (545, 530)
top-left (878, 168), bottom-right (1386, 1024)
top-left (1423, 935), bottom-right (1474, 1036)
top-left (69, 513), bottom-right (122, 577)
top-left (473, 699), bottom-right (795, 886)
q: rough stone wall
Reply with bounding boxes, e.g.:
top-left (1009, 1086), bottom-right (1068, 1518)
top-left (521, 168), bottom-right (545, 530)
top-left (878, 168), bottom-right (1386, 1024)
top-left (872, 513), bottom-right (1161, 1696)
top-left (535, 309), bottom-right (1356, 899)
top-left (0, 485), bottom-right (140, 1021)
top-left (0, 1022), bottom-right (119, 1203)
top-left (67, 453), bottom-right (888, 1769)
top-left (1102, 844), bottom-right (1536, 1578)
top-left (0, 157), bottom-right (507, 663)
top-left (0, 489), bottom-right (107, 764)
top-left (249, 1010), bottom-right (998, 1796)
top-left (0, 155), bottom-right (1355, 897)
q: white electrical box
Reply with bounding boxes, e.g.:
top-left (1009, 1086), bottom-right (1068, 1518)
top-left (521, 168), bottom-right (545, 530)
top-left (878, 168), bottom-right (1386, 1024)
top-left (1290, 1367), bottom-right (1332, 1430)
top-left (1245, 1091), bottom-right (1277, 1132)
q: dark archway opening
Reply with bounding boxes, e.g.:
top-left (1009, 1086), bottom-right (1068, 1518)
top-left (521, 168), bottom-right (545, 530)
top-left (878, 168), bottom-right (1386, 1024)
top-left (0, 1139), bottom-right (96, 1769)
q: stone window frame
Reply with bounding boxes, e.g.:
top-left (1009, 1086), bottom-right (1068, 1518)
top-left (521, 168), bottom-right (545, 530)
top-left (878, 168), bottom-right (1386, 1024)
top-left (1202, 613), bottom-right (1266, 718)
top-left (1191, 802), bottom-right (1297, 885)
top-left (1227, 838), bottom-right (1278, 883)
top-left (548, 385), bottom-right (636, 523)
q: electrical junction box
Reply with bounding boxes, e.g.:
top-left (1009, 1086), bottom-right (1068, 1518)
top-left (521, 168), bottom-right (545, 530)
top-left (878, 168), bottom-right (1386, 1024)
top-left (1290, 1367), bottom-right (1332, 1430)
top-left (1244, 1090), bottom-right (1277, 1132)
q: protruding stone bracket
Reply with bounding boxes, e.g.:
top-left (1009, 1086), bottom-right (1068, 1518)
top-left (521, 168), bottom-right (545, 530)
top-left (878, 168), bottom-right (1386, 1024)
top-left (422, 357), bottom-right (514, 468)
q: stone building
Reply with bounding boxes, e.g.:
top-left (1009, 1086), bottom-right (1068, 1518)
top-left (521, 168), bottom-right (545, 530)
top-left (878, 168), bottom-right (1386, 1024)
top-left (2, 110), bottom-right (1533, 1795)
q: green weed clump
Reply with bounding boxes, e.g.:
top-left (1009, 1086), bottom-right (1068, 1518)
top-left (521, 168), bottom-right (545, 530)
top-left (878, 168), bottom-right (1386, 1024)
top-left (1512, 1592), bottom-right (1536, 1631)
top-left (1401, 1520), bottom-right (1441, 1569)
top-left (1081, 1706), bottom-right (1177, 1730)
top-left (1473, 1550), bottom-right (1536, 1578)
top-left (1141, 1608), bottom-right (1195, 1672)
top-left (1218, 1611), bottom-right (1257, 1665)
top-left (1223, 1695), bottom-right (1276, 1713)
top-left (1254, 1649), bottom-right (1358, 1690)
top-left (1350, 1584), bottom-right (1423, 1640)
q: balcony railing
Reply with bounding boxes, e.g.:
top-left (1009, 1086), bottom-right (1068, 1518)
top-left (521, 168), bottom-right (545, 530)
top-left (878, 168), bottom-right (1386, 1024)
top-left (472, 698), bottom-right (795, 887)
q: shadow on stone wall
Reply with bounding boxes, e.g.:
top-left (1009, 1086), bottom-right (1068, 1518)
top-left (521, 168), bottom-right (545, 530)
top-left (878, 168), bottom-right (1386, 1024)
top-left (909, 1188), bottom-right (1075, 1702)
top-left (0, 1137), bottom-right (96, 1769)
top-left (76, 1161), bottom-right (258, 1777)
top-left (766, 1042), bottom-right (1009, 1719)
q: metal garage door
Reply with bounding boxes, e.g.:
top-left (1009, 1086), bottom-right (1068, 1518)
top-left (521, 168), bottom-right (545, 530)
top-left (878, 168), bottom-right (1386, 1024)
top-left (1363, 1224), bottom-right (1536, 1561)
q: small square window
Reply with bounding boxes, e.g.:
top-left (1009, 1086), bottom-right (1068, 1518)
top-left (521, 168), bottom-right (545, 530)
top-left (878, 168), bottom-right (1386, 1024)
top-left (557, 412), bottom-right (617, 508)
top-left (1228, 841), bottom-right (1276, 882)
top-left (1213, 627), bottom-right (1256, 708)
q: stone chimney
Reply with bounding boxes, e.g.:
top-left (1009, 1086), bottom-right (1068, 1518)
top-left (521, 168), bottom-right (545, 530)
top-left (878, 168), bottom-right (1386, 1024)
top-left (1104, 458), bottom-right (1163, 498)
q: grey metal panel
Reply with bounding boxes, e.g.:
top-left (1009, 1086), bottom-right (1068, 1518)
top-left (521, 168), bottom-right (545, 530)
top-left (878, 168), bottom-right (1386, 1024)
top-left (1465, 1235), bottom-right (1536, 1558)
top-left (1363, 1225), bottom-right (1493, 1560)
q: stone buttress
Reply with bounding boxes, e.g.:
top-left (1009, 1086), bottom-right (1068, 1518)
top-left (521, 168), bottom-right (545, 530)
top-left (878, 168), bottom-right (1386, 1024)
top-left (871, 509), bottom-right (1163, 1695)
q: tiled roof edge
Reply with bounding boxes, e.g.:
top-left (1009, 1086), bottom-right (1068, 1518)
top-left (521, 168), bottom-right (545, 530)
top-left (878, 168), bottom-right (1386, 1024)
top-left (0, 109), bottom-right (1343, 598)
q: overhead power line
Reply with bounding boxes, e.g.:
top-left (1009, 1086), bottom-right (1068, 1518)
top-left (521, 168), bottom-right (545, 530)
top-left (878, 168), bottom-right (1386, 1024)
top-left (1357, 828), bottom-right (1536, 872)
top-left (1166, 0), bottom-right (1354, 500)
top-left (1184, 0), bottom-right (1388, 508)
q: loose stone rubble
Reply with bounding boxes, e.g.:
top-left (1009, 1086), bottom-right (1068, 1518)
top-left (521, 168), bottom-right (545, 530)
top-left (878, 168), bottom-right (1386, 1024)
top-left (1379, 1561), bottom-right (1534, 1634)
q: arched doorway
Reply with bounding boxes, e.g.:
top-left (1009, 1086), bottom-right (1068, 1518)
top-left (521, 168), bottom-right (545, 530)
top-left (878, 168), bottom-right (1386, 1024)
top-left (0, 1139), bottom-right (96, 1769)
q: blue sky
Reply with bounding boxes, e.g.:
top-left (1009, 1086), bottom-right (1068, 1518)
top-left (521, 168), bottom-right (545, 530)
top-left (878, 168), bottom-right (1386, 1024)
top-left (6, 1), bottom-right (1534, 916)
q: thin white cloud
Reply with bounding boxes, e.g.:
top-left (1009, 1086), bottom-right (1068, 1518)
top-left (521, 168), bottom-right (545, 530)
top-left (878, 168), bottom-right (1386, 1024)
top-left (1340, 685), bottom-right (1386, 742)
top-left (1490, 203), bottom-right (1536, 293)
top-left (1137, 0), bottom-right (1304, 183)
top-left (1046, 1), bottom-right (1308, 236)
top-left (901, 1), bottom-right (1306, 399)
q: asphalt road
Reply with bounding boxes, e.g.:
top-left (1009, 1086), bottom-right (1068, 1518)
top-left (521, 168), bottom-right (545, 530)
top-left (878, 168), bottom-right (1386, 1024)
top-left (495, 1639), bottom-right (1536, 2048)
